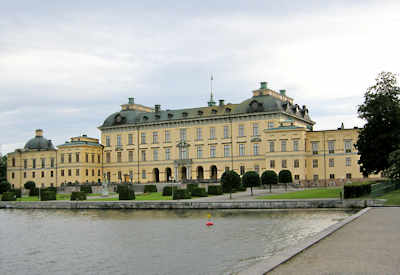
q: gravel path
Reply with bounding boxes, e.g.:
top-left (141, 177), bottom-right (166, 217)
top-left (269, 207), bottom-right (400, 275)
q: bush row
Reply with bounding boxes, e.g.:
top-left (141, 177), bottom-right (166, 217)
top-left (344, 182), bottom-right (372, 198)
top-left (119, 185), bottom-right (135, 200)
top-left (144, 185), bottom-right (158, 193)
top-left (71, 191), bottom-right (87, 201)
top-left (191, 187), bottom-right (208, 197)
top-left (80, 185), bottom-right (92, 194)
top-left (207, 185), bottom-right (223, 195)
top-left (1, 192), bottom-right (16, 201)
top-left (172, 189), bottom-right (191, 200)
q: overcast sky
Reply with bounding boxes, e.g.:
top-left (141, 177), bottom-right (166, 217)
top-left (1, 0), bottom-right (399, 154)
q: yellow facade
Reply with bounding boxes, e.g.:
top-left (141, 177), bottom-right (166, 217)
top-left (7, 82), bottom-right (380, 188)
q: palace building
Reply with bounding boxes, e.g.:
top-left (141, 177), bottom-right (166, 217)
top-left (7, 82), bottom-right (375, 188)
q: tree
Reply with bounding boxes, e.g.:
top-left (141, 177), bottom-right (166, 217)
top-left (386, 149), bottom-right (400, 180)
top-left (221, 170), bottom-right (241, 199)
top-left (0, 180), bottom-right (11, 194)
top-left (279, 170), bottom-right (292, 191)
top-left (356, 72), bottom-right (400, 176)
top-left (242, 171), bottom-right (260, 196)
top-left (24, 181), bottom-right (36, 190)
top-left (0, 155), bottom-right (7, 182)
top-left (261, 170), bottom-right (278, 193)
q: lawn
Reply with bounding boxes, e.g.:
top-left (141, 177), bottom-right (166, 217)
top-left (375, 189), bottom-right (400, 206)
top-left (90, 192), bottom-right (171, 201)
top-left (257, 188), bottom-right (342, 200)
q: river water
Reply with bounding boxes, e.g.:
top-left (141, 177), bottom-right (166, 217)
top-left (0, 209), bottom-right (354, 275)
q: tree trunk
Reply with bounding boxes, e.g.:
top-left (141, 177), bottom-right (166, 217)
top-left (270, 183), bottom-right (272, 193)
top-left (251, 186), bottom-right (253, 196)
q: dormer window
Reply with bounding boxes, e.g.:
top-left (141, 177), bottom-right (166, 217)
top-left (198, 110), bottom-right (203, 115)
top-left (168, 113), bottom-right (173, 119)
top-left (182, 112), bottom-right (188, 117)
top-left (211, 109), bottom-right (217, 114)
top-left (155, 114), bottom-right (160, 120)
top-left (143, 116), bottom-right (148, 121)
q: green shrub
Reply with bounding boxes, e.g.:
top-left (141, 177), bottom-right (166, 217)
top-left (10, 188), bottom-right (22, 198)
top-left (0, 180), bottom-right (11, 194)
top-left (1, 192), bottom-right (16, 201)
top-left (118, 185), bottom-right (135, 200)
top-left (116, 184), bottom-right (130, 194)
top-left (29, 187), bottom-right (39, 197)
top-left (344, 182), bottom-right (372, 198)
top-left (24, 181), bottom-right (36, 190)
top-left (234, 184), bottom-right (247, 192)
top-left (261, 170), bottom-right (278, 186)
top-left (221, 170), bottom-right (241, 194)
top-left (279, 170), bottom-right (293, 184)
top-left (40, 190), bottom-right (56, 201)
top-left (46, 186), bottom-right (57, 194)
top-left (186, 183), bottom-right (198, 194)
top-left (172, 189), bottom-right (191, 200)
top-left (208, 185), bottom-right (223, 195)
top-left (80, 185), bottom-right (92, 194)
top-left (162, 186), bottom-right (177, 196)
top-left (144, 185), bottom-right (158, 193)
top-left (71, 191), bottom-right (87, 201)
top-left (191, 187), bottom-right (208, 197)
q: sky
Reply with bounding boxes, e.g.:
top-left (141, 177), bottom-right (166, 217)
top-left (1, 0), bottom-right (399, 155)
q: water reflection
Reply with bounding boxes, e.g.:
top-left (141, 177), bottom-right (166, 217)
top-left (0, 209), bottom-right (354, 275)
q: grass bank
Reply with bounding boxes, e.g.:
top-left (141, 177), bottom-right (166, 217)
top-left (257, 188), bottom-right (341, 200)
top-left (374, 189), bottom-right (400, 206)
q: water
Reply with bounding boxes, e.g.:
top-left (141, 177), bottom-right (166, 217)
top-left (0, 209), bottom-right (354, 275)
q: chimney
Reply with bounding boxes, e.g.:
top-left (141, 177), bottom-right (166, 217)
top-left (260, 82), bottom-right (267, 89)
top-left (35, 129), bottom-right (43, 137)
top-left (219, 99), bottom-right (225, 106)
top-left (155, 104), bottom-right (161, 112)
top-left (128, 97), bottom-right (135, 104)
top-left (279, 89), bottom-right (286, 96)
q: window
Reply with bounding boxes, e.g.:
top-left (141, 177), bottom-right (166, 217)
top-left (294, 174), bottom-right (300, 180)
top-left (197, 146), bottom-right (203, 159)
top-left (268, 121), bottom-right (274, 128)
top-left (129, 151), bottom-right (134, 162)
top-left (51, 158), bottom-right (55, 168)
top-left (269, 141), bottom-right (275, 152)
top-left (128, 134), bottom-right (133, 145)
top-left (293, 140), bottom-right (299, 152)
top-left (117, 152), bottom-right (122, 163)
top-left (129, 170), bottom-right (133, 181)
top-left (346, 157), bottom-right (351, 166)
top-left (118, 171), bottom-right (122, 180)
top-left (142, 170), bottom-right (146, 179)
top-left (85, 153), bottom-right (89, 163)
top-left (223, 126), bottom-right (229, 139)
top-left (329, 174), bottom-right (335, 179)
top-left (328, 140), bottom-right (335, 154)
top-left (180, 129), bottom-right (187, 141)
top-left (253, 123), bottom-right (259, 136)
top-left (345, 140), bottom-right (352, 153)
top-left (329, 158), bottom-right (334, 167)
top-left (153, 132), bottom-right (158, 144)
top-left (32, 172), bottom-right (35, 178)
top-left (61, 170), bottom-right (64, 177)
top-left (313, 159), bottom-right (318, 168)
top-left (210, 127), bottom-right (216, 140)
top-left (294, 159), bottom-right (299, 168)
top-left (254, 165), bottom-right (260, 174)
top-left (210, 145), bottom-right (216, 158)
top-left (24, 159), bottom-right (27, 169)
top-left (141, 150), bottom-right (146, 161)
top-left (92, 154), bottom-right (95, 163)
top-left (224, 145), bottom-right (231, 157)
top-left (270, 160), bottom-right (275, 168)
top-left (253, 143), bottom-right (259, 156)
top-left (141, 133), bottom-right (146, 144)
top-left (92, 169), bottom-right (95, 177)
top-left (98, 170), bottom-right (101, 177)
top-left (76, 169), bottom-right (80, 176)
top-left (41, 171), bottom-right (46, 177)
top-left (12, 172), bottom-right (14, 179)
top-left (282, 159), bottom-right (287, 168)
top-left (61, 154), bottom-right (64, 163)
top-left (24, 172), bottom-right (27, 178)
top-left (180, 147), bottom-right (188, 159)
top-left (313, 174), bottom-right (319, 182)
top-left (312, 142), bottom-right (319, 154)
top-left (68, 169), bottom-right (71, 176)
top-left (346, 173), bottom-right (352, 179)
top-left (75, 153), bottom-right (80, 163)
top-left (117, 135), bottom-right (122, 147)
top-left (281, 140), bottom-right (287, 152)
top-left (12, 158), bottom-right (15, 167)
top-left (196, 128), bottom-right (202, 140)
top-left (41, 158), bottom-right (45, 168)
top-left (68, 154), bottom-right (72, 163)
top-left (240, 166), bottom-right (245, 175)
top-left (165, 148), bottom-right (171, 160)
top-left (106, 136), bottom-right (110, 147)
top-left (238, 125), bottom-right (244, 137)
top-left (106, 152), bottom-right (111, 163)
top-left (32, 159), bottom-right (36, 169)
top-left (153, 149), bottom-right (159, 161)
top-left (86, 169), bottom-right (89, 176)
top-left (98, 154), bottom-right (101, 163)
top-left (239, 144), bottom-right (245, 156)
top-left (165, 130), bottom-right (170, 143)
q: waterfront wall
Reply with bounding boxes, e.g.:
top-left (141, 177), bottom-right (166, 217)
top-left (0, 199), bottom-right (385, 210)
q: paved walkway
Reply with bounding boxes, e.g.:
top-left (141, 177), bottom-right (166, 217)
top-left (269, 207), bottom-right (400, 275)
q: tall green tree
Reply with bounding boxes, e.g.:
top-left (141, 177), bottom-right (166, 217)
top-left (242, 171), bottom-right (260, 196)
top-left (221, 170), bottom-right (241, 199)
top-left (356, 72), bottom-right (400, 175)
top-left (261, 170), bottom-right (278, 193)
top-left (386, 149), bottom-right (400, 180)
top-left (0, 155), bottom-right (7, 182)
top-left (279, 170), bottom-right (292, 191)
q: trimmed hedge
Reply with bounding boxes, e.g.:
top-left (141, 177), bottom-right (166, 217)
top-left (118, 185), bottom-right (135, 200)
top-left (71, 191), bottom-right (87, 201)
top-left (10, 188), bottom-right (22, 198)
top-left (186, 183), bottom-right (198, 194)
top-left (46, 187), bottom-right (57, 194)
top-left (162, 186), bottom-right (177, 196)
top-left (208, 185), bottom-right (223, 195)
top-left (29, 187), bottom-right (40, 197)
top-left (234, 184), bottom-right (247, 192)
top-left (191, 187), bottom-right (208, 197)
top-left (80, 185), bottom-right (92, 194)
top-left (172, 189), bottom-right (191, 200)
top-left (40, 190), bottom-right (56, 201)
top-left (144, 185), bottom-right (158, 193)
top-left (1, 192), bottom-right (16, 201)
top-left (344, 182), bottom-right (372, 199)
